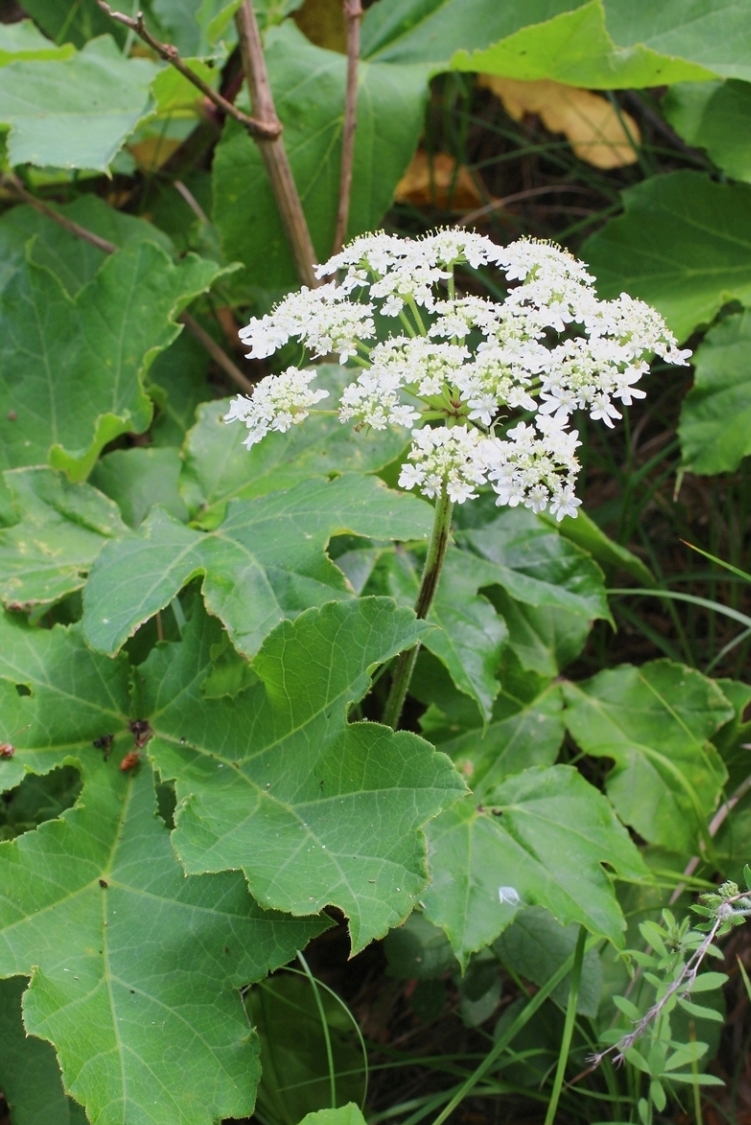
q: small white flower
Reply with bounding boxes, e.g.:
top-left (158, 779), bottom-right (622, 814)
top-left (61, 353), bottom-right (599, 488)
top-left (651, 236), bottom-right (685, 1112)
top-left (224, 367), bottom-right (329, 447)
top-left (399, 426), bottom-right (494, 503)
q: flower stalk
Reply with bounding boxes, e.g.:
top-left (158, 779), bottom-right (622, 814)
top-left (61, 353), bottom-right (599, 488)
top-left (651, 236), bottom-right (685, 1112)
top-left (382, 486), bottom-right (454, 730)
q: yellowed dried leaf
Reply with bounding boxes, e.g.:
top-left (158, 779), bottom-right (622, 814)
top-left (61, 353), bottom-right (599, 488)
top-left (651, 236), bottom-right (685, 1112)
top-left (479, 75), bottom-right (641, 169)
top-left (394, 151), bottom-right (485, 210)
top-left (127, 136), bottom-right (184, 172)
top-left (293, 0), bottom-right (347, 52)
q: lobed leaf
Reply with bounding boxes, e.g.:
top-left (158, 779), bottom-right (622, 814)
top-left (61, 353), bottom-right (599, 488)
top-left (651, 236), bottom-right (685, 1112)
top-left (0, 610), bottom-right (132, 793)
top-left (364, 0), bottom-right (751, 84)
top-left (0, 194), bottom-right (173, 299)
top-left (563, 659), bottom-right (732, 852)
top-left (180, 370), bottom-right (409, 525)
top-left (421, 765), bottom-right (646, 966)
top-left (0, 467), bottom-right (128, 609)
top-left (0, 241), bottom-right (223, 479)
top-left (457, 507), bottom-right (611, 623)
top-left (82, 475), bottom-right (433, 657)
top-left (0, 36), bottom-right (158, 171)
top-left (379, 545), bottom-right (508, 722)
top-left (582, 170), bottom-right (751, 341)
top-left (0, 977), bottom-right (87, 1125)
top-left (678, 311), bottom-right (751, 474)
top-left (135, 598), bottom-right (466, 951)
top-left (0, 757), bottom-right (327, 1125)
top-left (421, 673), bottom-right (565, 796)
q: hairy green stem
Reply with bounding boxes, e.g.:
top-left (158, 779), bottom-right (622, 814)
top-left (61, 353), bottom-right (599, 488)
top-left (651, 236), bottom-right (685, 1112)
top-left (382, 487), bottom-right (454, 729)
top-left (543, 925), bottom-right (586, 1125)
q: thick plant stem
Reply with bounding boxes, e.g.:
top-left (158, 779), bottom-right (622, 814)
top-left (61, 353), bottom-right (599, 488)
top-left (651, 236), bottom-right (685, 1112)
top-left (234, 1), bottom-right (319, 289)
top-left (543, 925), bottom-right (586, 1125)
top-left (331, 0), bottom-right (363, 256)
top-left (382, 487), bottom-right (453, 730)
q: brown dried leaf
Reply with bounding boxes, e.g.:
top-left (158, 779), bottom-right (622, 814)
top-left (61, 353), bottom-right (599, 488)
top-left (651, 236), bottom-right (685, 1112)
top-left (394, 150), bottom-right (486, 211)
top-left (480, 75), bottom-right (641, 169)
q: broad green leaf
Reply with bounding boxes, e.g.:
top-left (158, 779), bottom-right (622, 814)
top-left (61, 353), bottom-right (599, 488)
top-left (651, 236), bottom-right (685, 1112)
top-left (0, 756), bottom-right (327, 1125)
top-left (494, 906), bottom-right (602, 1016)
top-left (0, 21), bottom-right (74, 64)
top-left (0, 468), bottom-right (127, 609)
top-left (180, 368), bottom-right (408, 525)
top-left (136, 598), bottom-right (466, 950)
top-left (457, 507), bottom-right (611, 623)
top-left (450, 0), bottom-right (713, 88)
top-left (364, 0), bottom-right (747, 85)
top-left (0, 766), bottom-right (82, 841)
top-left (213, 22), bottom-right (427, 293)
top-left (0, 36), bottom-right (158, 171)
top-left (148, 329), bottom-right (215, 448)
top-left (422, 765), bottom-right (647, 966)
top-left (91, 448), bottom-right (188, 528)
top-left (0, 977), bottom-right (87, 1125)
top-left (249, 979), bottom-right (364, 1125)
top-left (603, 0), bottom-right (751, 83)
top-left (711, 678), bottom-right (751, 788)
top-left (0, 195), bottom-right (173, 298)
top-left (563, 660), bottom-right (732, 852)
top-left (542, 508), bottom-right (655, 587)
top-left (420, 662), bottom-right (565, 795)
top-left (582, 170), bottom-right (751, 342)
top-left (486, 588), bottom-right (591, 677)
top-left (678, 311), bottom-right (751, 474)
top-left (361, 0), bottom-right (585, 64)
top-left (152, 0), bottom-right (213, 56)
top-left (297, 1105), bottom-right (368, 1125)
top-left (379, 545), bottom-right (508, 721)
top-left (664, 80), bottom-right (751, 183)
top-left (17, 0), bottom-right (124, 48)
top-left (0, 611), bottom-right (132, 793)
top-left (0, 241), bottom-right (223, 479)
top-left (82, 475), bottom-right (433, 657)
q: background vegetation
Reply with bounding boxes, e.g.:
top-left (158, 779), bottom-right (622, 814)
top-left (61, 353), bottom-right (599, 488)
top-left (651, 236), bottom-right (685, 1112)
top-left (2, 1), bottom-right (751, 1124)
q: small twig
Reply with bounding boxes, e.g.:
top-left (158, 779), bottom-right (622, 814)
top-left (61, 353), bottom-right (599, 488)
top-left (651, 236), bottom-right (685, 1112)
top-left (96, 1), bottom-right (280, 141)
top-left (591, 916), bottom-right (724, 1071)
top-left (1, 172), bottom-right (117, 254)
top-left (234, 0), bottom-right (319, 288)
top-left (180, 312), bottom-right (254, 392)
top-left (1, 173), bottom-right (253, 394)
top-left (458, 183), bottom-right (601, 226)
top-left (591, 889), bottom-right (751, 1072)
top-left (174, 179), bottom-right (211, 226)
top-left (332, 0), bottom-right (362, 256)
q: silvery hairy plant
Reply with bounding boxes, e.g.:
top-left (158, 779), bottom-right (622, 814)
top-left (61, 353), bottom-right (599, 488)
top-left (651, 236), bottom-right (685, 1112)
top-left (225, 229), bottom-right (690, 724)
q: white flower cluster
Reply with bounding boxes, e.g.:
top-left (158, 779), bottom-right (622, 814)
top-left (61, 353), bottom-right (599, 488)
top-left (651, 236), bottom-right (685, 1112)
top-left (227, 231), bottom-right (690, 518)
top-left (224, 367), bottom-right (329, 448)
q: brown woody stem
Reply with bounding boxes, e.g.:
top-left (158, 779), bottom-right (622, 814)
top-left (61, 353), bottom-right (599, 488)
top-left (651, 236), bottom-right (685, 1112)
top-left (234, 1), bottom-right (319, 288)
top-left (332, 0), bottom-right (362, 256)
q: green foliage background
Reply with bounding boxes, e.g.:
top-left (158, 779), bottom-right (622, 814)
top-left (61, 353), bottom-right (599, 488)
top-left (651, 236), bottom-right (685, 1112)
top-left (1, 1), bottom-right (751, 1123)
